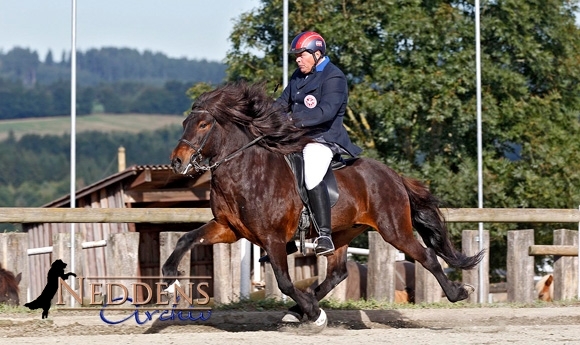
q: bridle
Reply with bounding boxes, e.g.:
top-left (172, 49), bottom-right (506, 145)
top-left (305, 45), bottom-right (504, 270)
top-left (178, 112), bottom-right (264, 174)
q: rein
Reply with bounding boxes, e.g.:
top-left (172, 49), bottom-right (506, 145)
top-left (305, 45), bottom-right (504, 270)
top-left (179, 118), bottom-right (264, 174)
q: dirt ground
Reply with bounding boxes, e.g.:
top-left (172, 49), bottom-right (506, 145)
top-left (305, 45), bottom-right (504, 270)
top-left (2, 305), bottom-right (580, 344)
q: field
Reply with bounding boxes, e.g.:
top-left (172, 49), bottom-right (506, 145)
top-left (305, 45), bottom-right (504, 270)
top-left (0, 114), bottom-right (185, 140)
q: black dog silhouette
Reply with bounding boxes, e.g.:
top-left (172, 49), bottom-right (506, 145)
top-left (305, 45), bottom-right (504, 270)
top-left (25, 259), bottom-right (76, 319)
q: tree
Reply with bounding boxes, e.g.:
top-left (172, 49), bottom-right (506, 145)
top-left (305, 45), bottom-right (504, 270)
top-left (226, 0), bottom-right (580, 273)
top-left (45, 50), bottom-right (54, 66)
top-left (0, 47), bottom-right (40, 86)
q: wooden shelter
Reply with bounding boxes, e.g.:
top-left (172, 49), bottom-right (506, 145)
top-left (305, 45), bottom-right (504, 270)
top-left (23, 164), bottom-right (213, 299)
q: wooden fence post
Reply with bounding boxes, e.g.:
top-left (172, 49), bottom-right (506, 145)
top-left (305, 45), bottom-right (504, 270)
top-left (52, 232), bottom-right (84, 306)
top-left (553, 229), bottom-right (578, 301)
top-left (462, 230), bottom-right (489, 303)
top-left (264, 262), bottom-right (282, 300)
top-left (507, 229), bottom-right (534, 303)
top-left (367, 231), bottom-right (397, 302)
top-left (414, 235), bottom-right (443, 303)
top-left (159, 232), bottom-right (191, 307)
top-left (105, 232), bottom-right (140, 304)
top-left (212, 241), bottom-right (241, 304)
top-left (0, 233), bottom-right (29, 305)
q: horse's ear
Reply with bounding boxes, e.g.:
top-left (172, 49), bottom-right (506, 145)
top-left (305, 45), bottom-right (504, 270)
top-left (15, 272), bottom-right (22, 284)
top-left (545, 274), bottom-right (553, 286)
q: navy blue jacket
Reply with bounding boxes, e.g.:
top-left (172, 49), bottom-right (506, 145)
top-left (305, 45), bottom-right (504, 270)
top-left (275, 58), bottom-right (362, 157)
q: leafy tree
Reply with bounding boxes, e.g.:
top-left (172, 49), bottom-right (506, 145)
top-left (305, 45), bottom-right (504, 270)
top-left (226, 0), bottom-right (580, 273)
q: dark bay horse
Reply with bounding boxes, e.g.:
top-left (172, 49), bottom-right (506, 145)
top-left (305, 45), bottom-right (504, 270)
top-left (0, 263), bottom-right (21, 306)
top-left (162, 81), bottom-right (484, 326)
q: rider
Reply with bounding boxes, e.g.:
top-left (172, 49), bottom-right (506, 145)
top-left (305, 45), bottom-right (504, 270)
top-left (275, 31), bottom-right (363, 256)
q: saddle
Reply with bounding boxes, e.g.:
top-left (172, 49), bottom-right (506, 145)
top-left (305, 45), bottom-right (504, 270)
top-left (284, 152), bottom-right (357, 254)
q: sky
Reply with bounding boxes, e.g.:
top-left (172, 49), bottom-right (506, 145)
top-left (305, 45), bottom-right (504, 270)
top-left (0, 0), bottom-right (260, 62)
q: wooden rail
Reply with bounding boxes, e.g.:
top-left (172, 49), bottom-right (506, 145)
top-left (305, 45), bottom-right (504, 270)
top-left (529, 245), bottom-right (578, 256)
top-left (0, 207), bottom-right (579, 223)
top-left (0, 207), bottom-right (214, 223)
top-left (442, 208), bottom-right (580, 223)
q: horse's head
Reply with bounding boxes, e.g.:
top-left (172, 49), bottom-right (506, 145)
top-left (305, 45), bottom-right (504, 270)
top-left (171, 107), bottom-right (223, 175)
top-left (536, 274), bottom-right (554, 302)
top-left (0, 266), bottom-right (21, 306)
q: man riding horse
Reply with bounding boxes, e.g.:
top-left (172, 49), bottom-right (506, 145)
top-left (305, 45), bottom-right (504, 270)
top-left (273, 31), bottom-right (362, 257)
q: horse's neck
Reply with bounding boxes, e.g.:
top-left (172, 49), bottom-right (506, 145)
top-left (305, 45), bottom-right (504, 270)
top-left (210, 149), bottom-right (291, 191)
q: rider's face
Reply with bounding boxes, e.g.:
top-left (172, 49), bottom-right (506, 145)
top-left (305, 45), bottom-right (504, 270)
top-left (294, 51), bottom-right (320, 74)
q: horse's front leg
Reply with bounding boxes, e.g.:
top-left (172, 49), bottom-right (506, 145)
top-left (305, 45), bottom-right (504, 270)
top-left (162, 220), bottom-right (236, 284)
top-left (285, 244), bottom-right (349, 320)
top-left (266, 242), bottom-right (323, 323)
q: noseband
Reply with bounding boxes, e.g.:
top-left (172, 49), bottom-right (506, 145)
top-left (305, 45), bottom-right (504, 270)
top-left (178, 116), bottom-right (264, 174)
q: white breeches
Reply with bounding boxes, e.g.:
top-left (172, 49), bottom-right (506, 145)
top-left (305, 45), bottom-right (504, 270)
top-left (303, 142), bottom-right (333, 190)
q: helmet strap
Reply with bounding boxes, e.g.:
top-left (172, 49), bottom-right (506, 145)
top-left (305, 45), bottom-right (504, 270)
top-left (310, 51), bottom-right (322, 73)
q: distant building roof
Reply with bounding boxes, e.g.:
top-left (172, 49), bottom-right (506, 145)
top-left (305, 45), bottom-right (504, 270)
top-left (44, 164), bottom-right (210, 208)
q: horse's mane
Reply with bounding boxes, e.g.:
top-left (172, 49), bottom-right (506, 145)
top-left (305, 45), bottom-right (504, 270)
top-left (192, 81), bottom-right (312, 155)
top-left (0, 264), bottom-right (19, 293)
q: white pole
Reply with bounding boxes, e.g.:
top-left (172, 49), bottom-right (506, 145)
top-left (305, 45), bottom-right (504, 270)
top-left (69, 0), bottom-right (77, 306)
top-left (283, 0), bottom-right (288, 88)
top-left (240, 239), bottom-right (251, 298)
top-left (577, 205), bottom-right (579, 299)
top-left (475, 0), bottom-right (485, 304)
top-left (252, 244), bottom-right (261, 289)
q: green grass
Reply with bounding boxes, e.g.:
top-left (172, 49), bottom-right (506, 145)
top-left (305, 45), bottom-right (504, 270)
top-left (0, 113), bottom-right (184, 140)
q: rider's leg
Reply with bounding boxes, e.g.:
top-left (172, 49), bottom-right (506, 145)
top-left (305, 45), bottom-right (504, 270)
top-left (303, 142), bottom-right (334, 256)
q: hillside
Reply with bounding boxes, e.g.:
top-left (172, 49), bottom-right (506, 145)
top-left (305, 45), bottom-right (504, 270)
top-left (0, 114), bottom-right (184, 141)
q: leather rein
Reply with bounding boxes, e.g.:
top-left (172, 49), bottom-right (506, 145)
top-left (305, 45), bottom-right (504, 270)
top-left (179, 117), bottom-right (264, 174)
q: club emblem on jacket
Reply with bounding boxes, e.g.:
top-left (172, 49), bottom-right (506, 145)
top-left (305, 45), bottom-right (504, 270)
top-left (304, 95), bottom-right (317, 109)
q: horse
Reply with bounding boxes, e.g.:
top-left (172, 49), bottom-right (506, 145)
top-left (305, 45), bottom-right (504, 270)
top-left (536, 274), bottom-right (554, 302)
top-left (162, 81), bottom-right (484, 328)
top-left (0, 263), bottom-right (21, 306)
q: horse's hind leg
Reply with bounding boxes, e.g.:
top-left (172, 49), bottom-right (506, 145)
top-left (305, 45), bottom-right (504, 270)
top-left (378, 222), bottom-right (474, 303)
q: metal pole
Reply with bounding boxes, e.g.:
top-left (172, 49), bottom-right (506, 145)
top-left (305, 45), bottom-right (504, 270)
top-left (240, 239), bottom-right (251, 299)
top-left (69, 0), bottom-right (77, 306)
top-left (475, 0), bottom-right (485, 304)
top-left (283, 0), bottom-right (288, 88)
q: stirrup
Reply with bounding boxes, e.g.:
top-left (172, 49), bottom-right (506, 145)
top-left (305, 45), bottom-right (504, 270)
top-left (313, 236), bottom-right (334, 256)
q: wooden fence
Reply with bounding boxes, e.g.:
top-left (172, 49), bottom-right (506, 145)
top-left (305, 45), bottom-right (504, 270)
top-left (1, 207), bottom-right (580, 224)
top-left (1, 207), bottom-right (579, 305)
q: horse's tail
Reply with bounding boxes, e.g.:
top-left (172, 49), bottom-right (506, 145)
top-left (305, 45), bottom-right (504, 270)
top-left (401, 176), bottom-right (484, 270)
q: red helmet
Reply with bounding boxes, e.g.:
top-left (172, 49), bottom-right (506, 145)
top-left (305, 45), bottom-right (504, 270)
top-left (289, 31), bottom-right (326, 55)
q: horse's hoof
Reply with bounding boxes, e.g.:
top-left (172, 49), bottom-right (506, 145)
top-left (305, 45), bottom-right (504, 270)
top-left (463, 284), bottom-right (475, 295)
top-left (164, 280), bottom-right (181, 293)
top-left (281, 311), bottom-right (302, 323)
top-left (313, 308), bottom-right (327, 328)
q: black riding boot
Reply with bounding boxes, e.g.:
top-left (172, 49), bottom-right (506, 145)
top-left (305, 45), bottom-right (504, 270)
top-left (258, 241), bottom-right (298, 263)
top-left (308, 181), bottom-right (334, 256)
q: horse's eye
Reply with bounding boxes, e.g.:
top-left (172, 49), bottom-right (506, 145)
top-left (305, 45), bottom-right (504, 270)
top-left (200, 122), bottom-right (208, 129)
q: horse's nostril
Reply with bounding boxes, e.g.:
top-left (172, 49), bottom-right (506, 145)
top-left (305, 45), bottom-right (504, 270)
top-left (172, 157), bottom-right (182, 170)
